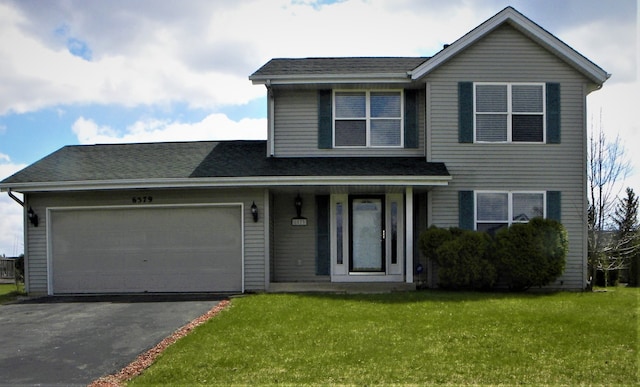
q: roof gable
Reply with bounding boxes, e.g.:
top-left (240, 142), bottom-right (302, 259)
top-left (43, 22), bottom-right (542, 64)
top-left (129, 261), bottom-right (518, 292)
top-left (410, 6), bottom-right (609, 85)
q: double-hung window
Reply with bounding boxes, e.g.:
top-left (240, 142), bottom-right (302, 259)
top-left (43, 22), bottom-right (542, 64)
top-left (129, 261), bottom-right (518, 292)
top-left (334, 90), bottom-right (403, 147)
top-left (476, 191), bottom-right (545, 234)
top-left (475, 83), bottom-right (545, 143)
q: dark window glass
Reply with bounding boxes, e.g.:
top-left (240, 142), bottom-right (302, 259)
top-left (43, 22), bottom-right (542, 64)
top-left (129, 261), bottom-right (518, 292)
top-left (335, 120), bottom-right (366, 146)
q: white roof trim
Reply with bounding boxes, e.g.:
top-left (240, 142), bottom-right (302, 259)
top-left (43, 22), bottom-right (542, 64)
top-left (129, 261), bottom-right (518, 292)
top-left (410, 7), bottom-right (610, 85)
top-left (250, 73), bottom-right (412, 85)
top-left (1, 175), bottom-right (452, 193)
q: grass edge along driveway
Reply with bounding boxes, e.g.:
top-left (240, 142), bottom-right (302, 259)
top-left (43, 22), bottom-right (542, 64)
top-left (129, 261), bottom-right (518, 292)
top-left (130, 289), bottom-right (637, 386)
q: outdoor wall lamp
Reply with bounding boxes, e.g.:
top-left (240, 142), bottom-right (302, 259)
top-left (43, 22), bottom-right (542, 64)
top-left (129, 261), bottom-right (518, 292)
top-left (294, 194), bottom-right (303, 218)
top-left (27, 206), bottom-right (39, 227)
top-left (251, 201), bottom-right (259, 222)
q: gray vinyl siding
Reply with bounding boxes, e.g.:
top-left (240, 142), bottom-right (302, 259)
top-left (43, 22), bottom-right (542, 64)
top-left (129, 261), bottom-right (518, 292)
top-left (272, 88), bottom-right (426, 157)
top-left (425, 24), bottom-right (591, 289)
top-left (271, 193), bottom-right (329, 282)
top-left (24, 188), bottom-right (267, 294)
top-left (24, 197), bottom-right (47, 294)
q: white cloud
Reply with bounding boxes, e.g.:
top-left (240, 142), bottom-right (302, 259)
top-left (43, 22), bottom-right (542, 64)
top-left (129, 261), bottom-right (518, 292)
top-left (0, 2), bottom-right (264, 115)
top-left (72, 114), bottom-right (267, 144)
top-left (0, 155), bottom-right (26, 180)
top-left (560, 19), bottom-right (637, 84)
top-left (0, 0), bottom-right (493, 116)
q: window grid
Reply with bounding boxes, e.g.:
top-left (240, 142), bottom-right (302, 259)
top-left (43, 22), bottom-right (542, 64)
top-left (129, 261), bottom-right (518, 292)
top-left (475, 191), bottom-right (546, 232)
top-left (474, 83), bottom-right (545, 143)
top-left (333, 90), bottom-right (404, 148)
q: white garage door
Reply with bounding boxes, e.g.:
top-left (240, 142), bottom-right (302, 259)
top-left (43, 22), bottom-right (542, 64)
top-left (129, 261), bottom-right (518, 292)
top-left (49, 205), bottom-right (243, 294)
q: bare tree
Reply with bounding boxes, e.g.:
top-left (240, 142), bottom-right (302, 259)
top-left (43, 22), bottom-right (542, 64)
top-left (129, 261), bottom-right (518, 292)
top-left (587, 111), bottom-right (631, 288)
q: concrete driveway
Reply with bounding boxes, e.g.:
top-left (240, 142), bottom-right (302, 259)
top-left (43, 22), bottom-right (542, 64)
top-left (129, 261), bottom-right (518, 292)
top-left (0, 295), bottom-right (225, 386)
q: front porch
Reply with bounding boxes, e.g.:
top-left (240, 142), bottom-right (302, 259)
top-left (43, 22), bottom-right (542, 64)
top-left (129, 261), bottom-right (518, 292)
top-left (268, 188), bottom-right (427, 287)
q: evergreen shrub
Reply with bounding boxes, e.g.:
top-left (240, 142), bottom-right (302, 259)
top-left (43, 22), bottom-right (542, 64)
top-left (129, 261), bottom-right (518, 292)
top-left (495, 218), bottom-right (568, 290)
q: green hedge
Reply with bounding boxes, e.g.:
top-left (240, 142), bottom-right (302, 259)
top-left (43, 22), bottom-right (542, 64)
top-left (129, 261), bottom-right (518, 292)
top-left (495, 218), bottom-right (568, 290)
top-left (418, 218), bottom-right (568, 291)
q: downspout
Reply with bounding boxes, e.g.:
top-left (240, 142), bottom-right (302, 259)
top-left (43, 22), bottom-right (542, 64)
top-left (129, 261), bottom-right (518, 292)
top-left (266, 80), bottom-right (275, 157)
top-left (7, 189), bottom-right (24, 207)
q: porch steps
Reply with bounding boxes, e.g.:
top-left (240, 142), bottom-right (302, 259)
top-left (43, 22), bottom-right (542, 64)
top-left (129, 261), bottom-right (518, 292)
top-left (267, 282), bottom-right (416, 294)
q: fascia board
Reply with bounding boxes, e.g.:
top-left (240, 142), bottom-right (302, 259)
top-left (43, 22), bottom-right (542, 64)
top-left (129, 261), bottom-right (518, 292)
top-left (250, 73), bottom-right (412, 85)
top-left (410, 8), bottom-right (609, 85)
top-left (1, 175), bottom-right (452, 193)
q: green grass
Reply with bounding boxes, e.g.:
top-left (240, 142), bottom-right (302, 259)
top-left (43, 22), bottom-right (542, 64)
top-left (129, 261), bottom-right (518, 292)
top-left (131, 288), bottom-right (638, 386)
top-left (0, 283), bottom-right (24, 304)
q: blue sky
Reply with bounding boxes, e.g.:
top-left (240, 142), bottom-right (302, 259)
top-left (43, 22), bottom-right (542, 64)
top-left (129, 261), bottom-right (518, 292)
top-left (0, 0), bottom-right (638, 256)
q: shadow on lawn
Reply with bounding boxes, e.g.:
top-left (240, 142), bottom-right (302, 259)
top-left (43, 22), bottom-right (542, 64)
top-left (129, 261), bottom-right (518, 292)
top-left (284, 288), bottom-right (565, 305)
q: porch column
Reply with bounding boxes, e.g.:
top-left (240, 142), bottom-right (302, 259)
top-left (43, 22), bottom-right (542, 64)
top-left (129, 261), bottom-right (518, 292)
top-left (264, 189), bottom-right (270, 291)
top-left (405, 186), bottom-right (414, 283)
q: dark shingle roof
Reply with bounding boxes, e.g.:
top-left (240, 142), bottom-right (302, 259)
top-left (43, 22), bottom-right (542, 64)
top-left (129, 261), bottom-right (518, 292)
top-left (1, 141), bottom-right (449, 186)
top-left (191, 141), bottom-right (449, 178)
top-left (250, 57), bottom-right (429, 78)
top-left (1, 142), bottom-right (219, 183)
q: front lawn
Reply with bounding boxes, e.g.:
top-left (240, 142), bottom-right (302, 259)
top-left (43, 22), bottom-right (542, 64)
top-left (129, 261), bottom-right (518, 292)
top-left (0, 283), bottom-right (24, 304)
top-left (130, 288), bottom-right (638, 386)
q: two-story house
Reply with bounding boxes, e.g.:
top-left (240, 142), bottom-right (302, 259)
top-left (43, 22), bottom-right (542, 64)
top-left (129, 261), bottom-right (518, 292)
top-left (0, 7), bottom-right (608, 295)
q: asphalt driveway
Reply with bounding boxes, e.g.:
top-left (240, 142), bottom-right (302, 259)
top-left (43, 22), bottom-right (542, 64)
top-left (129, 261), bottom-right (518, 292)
top-left (0, 295), bottom-right (225, 386)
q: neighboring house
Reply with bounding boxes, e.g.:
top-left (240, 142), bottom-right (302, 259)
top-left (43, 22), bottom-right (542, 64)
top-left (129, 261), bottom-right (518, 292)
top-left (0, 7), bottom-right (608, 295)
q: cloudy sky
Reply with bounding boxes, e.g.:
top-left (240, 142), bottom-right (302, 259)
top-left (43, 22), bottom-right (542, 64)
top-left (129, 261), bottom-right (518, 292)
top-left (0, 0), bottom-right (637, 256)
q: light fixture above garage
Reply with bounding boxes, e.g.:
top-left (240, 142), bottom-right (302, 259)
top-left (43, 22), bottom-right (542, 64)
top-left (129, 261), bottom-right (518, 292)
top-left (27, 207), bottom-right (38, 227)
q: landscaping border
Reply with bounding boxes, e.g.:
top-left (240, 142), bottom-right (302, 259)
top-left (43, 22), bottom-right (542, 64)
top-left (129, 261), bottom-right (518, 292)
top-left (89, 299), bottom-right (231, 387)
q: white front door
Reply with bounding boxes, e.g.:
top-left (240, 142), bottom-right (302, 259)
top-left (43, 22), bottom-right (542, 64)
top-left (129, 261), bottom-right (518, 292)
top-left (350, 196), bottom-right (385, 273)
top-left (331, 194), bottom-right (404, 282)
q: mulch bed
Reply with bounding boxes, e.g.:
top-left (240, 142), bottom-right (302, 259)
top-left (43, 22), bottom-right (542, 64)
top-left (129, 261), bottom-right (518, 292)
top-left (89, 299), bottom-right (231, 387)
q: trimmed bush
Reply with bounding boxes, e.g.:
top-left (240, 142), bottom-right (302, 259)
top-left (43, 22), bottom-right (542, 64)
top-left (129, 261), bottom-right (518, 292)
top-left (435, 230), bottom-right (497, 290)
top-left (418, 226), bottom-right (455, 265)
top-left (495, 218), bottom-right (568, 290)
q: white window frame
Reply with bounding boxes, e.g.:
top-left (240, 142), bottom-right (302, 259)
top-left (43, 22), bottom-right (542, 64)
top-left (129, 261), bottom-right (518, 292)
top-left (475, 191), bottom-right (546, 232)
top-left (333, 89), bottom-right (404, 148)
top-left (473, 82), bottom-right (546, 144)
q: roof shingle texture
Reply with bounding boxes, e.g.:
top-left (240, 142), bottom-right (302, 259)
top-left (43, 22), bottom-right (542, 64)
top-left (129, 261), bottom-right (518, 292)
top-left (1, 141), bottom-right (449, 184)
top-left (250, 57), bottom-right (430, 77)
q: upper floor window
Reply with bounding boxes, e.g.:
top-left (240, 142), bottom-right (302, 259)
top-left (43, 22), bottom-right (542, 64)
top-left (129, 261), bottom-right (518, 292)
top-left (475, 83), bottom-right (545, 143)
top-left (476, 191), bottom-right (545, 234)
top-left (334, 90), bottom-right (403, 147)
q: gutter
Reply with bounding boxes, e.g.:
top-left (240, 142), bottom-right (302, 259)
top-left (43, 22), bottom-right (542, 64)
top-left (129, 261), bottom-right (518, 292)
top-left (0, 175), bottom-right (453, 193)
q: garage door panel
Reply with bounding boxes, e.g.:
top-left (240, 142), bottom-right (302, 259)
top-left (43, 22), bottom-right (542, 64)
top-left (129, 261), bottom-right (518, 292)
top-left (50, 206), bottom-right (242, 294)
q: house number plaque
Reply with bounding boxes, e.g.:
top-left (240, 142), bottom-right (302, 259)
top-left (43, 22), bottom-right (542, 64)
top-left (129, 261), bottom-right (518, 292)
top-left (132, 196), bottom-right (153, 204)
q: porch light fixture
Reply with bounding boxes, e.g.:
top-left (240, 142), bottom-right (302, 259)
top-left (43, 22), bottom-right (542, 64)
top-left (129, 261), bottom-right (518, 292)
top-left (27, 207), bottom-right (39, 227)
top-left (291, 194), bottom-right (308, 226)
top-left (251, 201), bottom-right (259, 222)
top-left (294, 194), bottom-right (303, 218)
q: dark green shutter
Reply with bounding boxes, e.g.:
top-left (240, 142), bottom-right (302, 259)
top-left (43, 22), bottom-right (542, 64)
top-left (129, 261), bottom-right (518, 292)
top-left (546, 83), bottom-right (560, 144)
top-left (318, 90), bottom-right (332, 149)
top-left (459, 190), bottom-right (474, 230)
top-left (458, 82), bottom-right (474, 143)
top-left (316, 195), bottom-right (330, 275)
top-left (547, 191), bottom-right (561, 222)
top-left (404, 89), bottom-right (418, 148)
